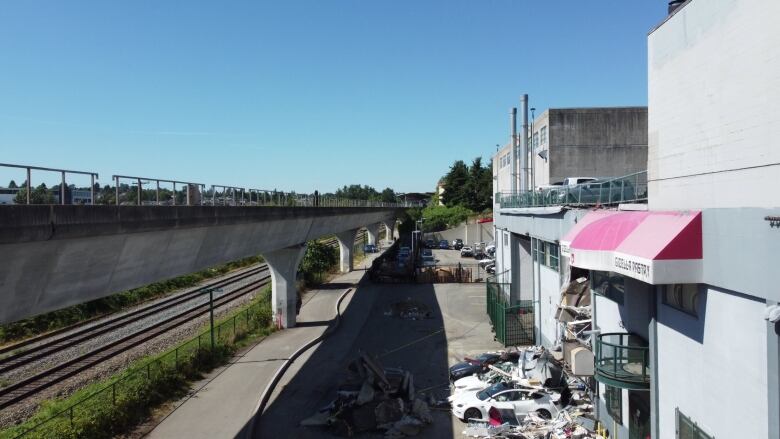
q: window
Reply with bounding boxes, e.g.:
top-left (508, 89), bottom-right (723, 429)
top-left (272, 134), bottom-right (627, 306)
top-left (591, 271), bottom-right (625, 305)
top-left (533, 132), bottom-right (539, 150)
top-left (503, 233), bottom-right (508, 246)
top-left (676, 408), bottom-right (714, 439)
top-left (604, 385), bottom-right (622, 424)
top-left (663, 284), bottom-right (699, 317)
top-left (548, 243), bottom-right (559, 271)
top-left (537, 239), bottom-right (546, 265)
top-left (540, 126), bottom-right (547, 145)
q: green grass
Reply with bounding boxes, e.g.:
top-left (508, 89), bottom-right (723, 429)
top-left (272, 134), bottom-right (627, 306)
top-left (0, 285), bottom-right (274, 439)
top-left (0, 255), bottom-right (265, 346)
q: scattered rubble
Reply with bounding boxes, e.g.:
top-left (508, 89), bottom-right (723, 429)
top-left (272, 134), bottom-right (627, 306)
top-left (300, 353), bottom-right (435, 437)
top-left (385, 298), bottom-right (432, 320)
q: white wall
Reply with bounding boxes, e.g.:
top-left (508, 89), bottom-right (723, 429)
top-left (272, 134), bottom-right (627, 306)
top-left (493, 143), bottom-right (513, 195)
top-left (648, 0), bottom-right (780, 209)
top-left (656, 286), bottom-right (768, 438)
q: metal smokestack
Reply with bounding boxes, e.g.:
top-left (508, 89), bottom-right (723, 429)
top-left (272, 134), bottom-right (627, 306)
top-left (510, 108), bottom-right (517, 193)
top-left (520, 94), bottom-right (529, 192)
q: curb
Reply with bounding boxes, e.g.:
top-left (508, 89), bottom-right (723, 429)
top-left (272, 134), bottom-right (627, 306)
top-left (247, 287), bottom-right (354, 437)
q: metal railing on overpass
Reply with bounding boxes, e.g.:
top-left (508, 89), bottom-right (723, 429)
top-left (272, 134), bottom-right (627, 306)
top-left (0, 162), bottom-right (418, 208)
top-left (496, 170), bottom-right (648, 209)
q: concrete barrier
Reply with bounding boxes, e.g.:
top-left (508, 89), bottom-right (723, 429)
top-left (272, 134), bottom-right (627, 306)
top-left (0, 205), bottom-right (400, 324)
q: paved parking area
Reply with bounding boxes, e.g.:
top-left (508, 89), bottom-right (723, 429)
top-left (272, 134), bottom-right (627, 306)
top-left (256, 280), bottom-right (503, 438)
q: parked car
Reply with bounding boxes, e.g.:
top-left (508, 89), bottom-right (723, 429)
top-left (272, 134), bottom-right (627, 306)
top-left (439, 239), bottom-right (450, 249)
top-left (422, 248), bottom-right (433, 256)
top-left (460, 246), bottom-right (474, 257)
top-left (485, 264), bottom-right (496, 274)
top-left (363, 244), bottom-right (377, 253)
top-left (421, 254), bottom-right (436, 267)
top-left (448, 352), bottom-right (520, 382)
top-left (425, 239), bottom-right (436, 249)
top-left (450, 382), bottom-right (560, 422)
top-left (453, 239), bottom-right (464, 250)
top-left (477, 258), bottom-right (495, 268)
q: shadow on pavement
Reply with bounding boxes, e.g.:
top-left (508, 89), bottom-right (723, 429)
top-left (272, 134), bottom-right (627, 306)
top-left (241, 280), bottom-right (453, 439)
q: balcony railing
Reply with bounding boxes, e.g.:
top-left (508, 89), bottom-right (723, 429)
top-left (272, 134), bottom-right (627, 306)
top-left (496, 171), bottom-right (647, 209)
top-left (594, 332), bottom-right (650, 390)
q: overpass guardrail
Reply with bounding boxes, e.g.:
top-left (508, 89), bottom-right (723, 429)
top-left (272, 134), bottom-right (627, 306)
top-left (0, 162), bottom-right (419, 208)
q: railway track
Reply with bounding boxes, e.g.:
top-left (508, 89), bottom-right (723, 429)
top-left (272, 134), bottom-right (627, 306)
top-left (0, 265), bottom-right (268, 375)
top-left (0, 229), bottom-right (371, 410)
top-left (0, 274), bottom-right (272, 410)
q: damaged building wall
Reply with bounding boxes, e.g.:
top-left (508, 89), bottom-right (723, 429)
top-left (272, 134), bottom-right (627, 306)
top-left (656, 285), bottom-right (768, 439)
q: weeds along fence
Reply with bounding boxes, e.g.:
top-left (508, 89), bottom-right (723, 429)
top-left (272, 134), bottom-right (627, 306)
top-left (5, 296), bottom-right (272, 439)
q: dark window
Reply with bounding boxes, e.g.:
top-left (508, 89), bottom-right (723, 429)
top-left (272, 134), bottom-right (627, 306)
top-left (676, 408), bottom-right (714, 439)
top-left (663, 284), bottom-right (699, 317)
top-left (605, 385), bottom-right (622, 424)
top-left (592, 271), bottom-right (625, 305)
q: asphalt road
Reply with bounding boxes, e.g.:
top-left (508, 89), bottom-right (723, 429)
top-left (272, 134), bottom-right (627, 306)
top-left (146, 245), bottom-right (503, 439)
top-left (255, 279), bottom-right (503, 438)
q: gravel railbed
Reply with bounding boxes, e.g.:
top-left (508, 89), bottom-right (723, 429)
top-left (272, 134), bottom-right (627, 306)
top-left (0, 266), bottom-right (268, 429)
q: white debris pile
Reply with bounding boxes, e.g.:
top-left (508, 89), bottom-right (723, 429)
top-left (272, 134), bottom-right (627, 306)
top-left (462, 409), bottom-right (601, 439)
top-left (300, 353), bottom-right (434, 438)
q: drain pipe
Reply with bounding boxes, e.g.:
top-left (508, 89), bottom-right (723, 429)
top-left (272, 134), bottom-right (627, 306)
top-left (510, 107), bottom-right (517, 194)
top-left (520, 95), bottom-right (529, 192)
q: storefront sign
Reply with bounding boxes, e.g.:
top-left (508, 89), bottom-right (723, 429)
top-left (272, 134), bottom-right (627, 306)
top-left (613, 255), bottom-right (651, 282)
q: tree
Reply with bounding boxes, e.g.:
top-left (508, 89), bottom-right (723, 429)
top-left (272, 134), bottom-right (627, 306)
top-left (13, 183), bottom-right (55, 204)
top-left (380, 188), bottom-right (396, 203)
top-left (441, 160), bottom-right (469, 207)
top-left (463, 157), bottom-right (493, 212)
top-left (7, 180), bottom-right (17, 188)
top-left (300, 240), bottom-right (338, 284)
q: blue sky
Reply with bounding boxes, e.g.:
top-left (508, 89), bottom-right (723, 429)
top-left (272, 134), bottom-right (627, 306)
top-left (0, 1), bottom-right (666, 194)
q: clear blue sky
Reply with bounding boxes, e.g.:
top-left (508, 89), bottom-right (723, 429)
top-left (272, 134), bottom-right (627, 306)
top-left (0, 1), bottom-right (666, 194)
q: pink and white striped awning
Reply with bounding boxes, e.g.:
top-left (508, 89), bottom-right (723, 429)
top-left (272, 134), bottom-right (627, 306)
top-left (560, 210), bottom-right (703, 284)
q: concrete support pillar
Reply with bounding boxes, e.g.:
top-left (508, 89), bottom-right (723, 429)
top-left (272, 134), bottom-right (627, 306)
top-left (335, 228), bottom-right (359, 273)
top-left (263, 244), bottom-right (307, 329)
top-left (366, 223), bottom-right (381, 246)
top-left (382, 221), bottom-right (395, 242)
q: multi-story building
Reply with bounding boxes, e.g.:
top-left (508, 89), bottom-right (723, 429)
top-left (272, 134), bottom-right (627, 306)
top-left (493, 107), bottom-right (647, 194)
top-left (490, 1), bottom-right (780, 438)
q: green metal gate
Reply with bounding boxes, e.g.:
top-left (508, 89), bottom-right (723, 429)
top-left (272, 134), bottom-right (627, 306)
top-left (486, 276), bottom-right (534, 346)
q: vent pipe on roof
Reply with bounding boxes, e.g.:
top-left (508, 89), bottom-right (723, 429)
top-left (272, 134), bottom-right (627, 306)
top-left (668, 0), bottom-right (685, 15)
top-left (510, 107), bottom-right (517, 194)
top-left (520, 94), bottom-right (529, 193)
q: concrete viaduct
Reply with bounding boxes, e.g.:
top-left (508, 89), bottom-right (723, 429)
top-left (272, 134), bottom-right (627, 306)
top-left (0, 205), bottom-right (400, 327)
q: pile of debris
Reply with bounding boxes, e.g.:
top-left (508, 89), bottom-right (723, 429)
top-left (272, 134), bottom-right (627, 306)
top-left (385, 298), bottom-right (432, 320)
top-left (463, 409), bottom-right (600, 439)
top-left (300, 353), bottom-right (434, 437)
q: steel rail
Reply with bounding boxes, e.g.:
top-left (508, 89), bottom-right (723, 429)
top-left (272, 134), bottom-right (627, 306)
top-left (0, 275), bottom-right (271, 410)
top-left (0, 265), bottom-right (268, 374)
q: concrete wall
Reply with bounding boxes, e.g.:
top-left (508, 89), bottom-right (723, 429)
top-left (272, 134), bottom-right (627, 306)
top-left (701, 208), bottom-right (780, 303)
top-left (0, 205), bottom-right (399, 323)
top-left (656, 285), bottom-right (768, 438)
top-left (426, 222), bottom-right (494, 246)
top-left (530, 110), bottom-right (551, 188)
top-left (648, 0), bottom-right (780, 209)
top-left (493, 142), bottom-right (514, 195)
top-left (548, 107), bottom-right (648, 185)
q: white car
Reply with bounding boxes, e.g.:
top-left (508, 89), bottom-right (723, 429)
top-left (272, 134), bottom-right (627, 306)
top-left (450, 382), bottom-right (559, 423)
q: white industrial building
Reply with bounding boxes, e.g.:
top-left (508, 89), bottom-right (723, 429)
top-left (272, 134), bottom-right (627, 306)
top-left (490, 1), bottom-right (780, 438)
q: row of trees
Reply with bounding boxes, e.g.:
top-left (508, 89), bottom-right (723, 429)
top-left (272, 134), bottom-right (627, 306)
top-left (334, 184), bottom-right (396, 203)
top-left (440, 157), bottom-right (492, 212)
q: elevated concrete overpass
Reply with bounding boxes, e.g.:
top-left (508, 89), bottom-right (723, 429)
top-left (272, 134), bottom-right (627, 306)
top-left (0, 205), bottom-right (400, 327)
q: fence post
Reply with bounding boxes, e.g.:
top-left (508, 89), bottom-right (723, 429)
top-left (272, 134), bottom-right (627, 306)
top-left (69, 406), bottom-right (74, 426)
top-left (175, 347), bottom-right (179, 370)
top-left (112, 382), bottom-right (116, 405)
